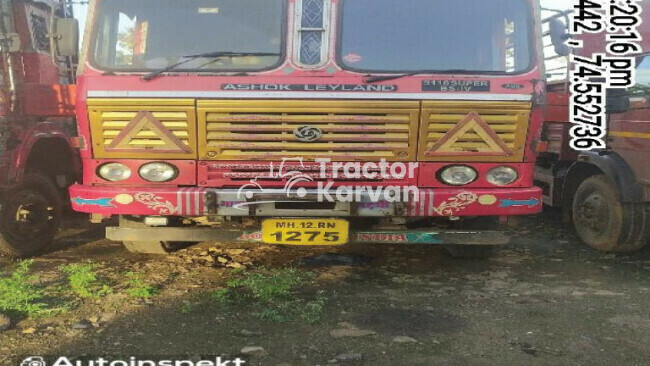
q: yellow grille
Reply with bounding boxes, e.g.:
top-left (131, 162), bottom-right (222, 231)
top-left (87, 99), bottom-right (197, 159)
top-left (198, 100), bottom-right (419, 161)
top-left (418, 101), bottom-right (531, 162)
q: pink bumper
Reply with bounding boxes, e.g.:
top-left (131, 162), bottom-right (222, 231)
top-left (69, 184), bottom-right (542, 217)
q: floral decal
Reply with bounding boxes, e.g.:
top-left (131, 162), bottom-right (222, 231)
top-left (134, 192), bottom-right (176, 215)
top-left (432, 192), bottom-right (478, 216)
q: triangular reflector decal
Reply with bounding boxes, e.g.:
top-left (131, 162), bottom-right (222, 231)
top-left (425, 112), bottom-right (513, 156)
top-left (106, 111), bottom-right (191, 153)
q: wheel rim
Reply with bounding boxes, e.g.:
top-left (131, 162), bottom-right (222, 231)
top-left (575, 192), bottom-right (609, 236)
top-left (3, 189), bottom-right (55, 241)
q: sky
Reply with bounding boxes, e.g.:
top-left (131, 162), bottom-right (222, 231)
top-left (543, 0), bottom-right (572, 11)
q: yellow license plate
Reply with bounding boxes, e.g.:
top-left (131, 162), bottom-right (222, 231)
top-left (261, 219), bottom-right (349, 246)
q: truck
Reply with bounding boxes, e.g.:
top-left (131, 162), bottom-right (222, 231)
top-left (536, 5), bottom-right (650, 252)
top-left (0, 0), bottom-right (80, 258)
top-left (65, 0), bottom-right (549, 257)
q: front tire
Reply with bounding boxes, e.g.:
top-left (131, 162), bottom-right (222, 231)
top-left (0, 172), bottom-right (62, 258)
top-left (572, 175), bottom-right (649, 252)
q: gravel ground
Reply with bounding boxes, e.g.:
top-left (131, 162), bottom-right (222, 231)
top-left (1, 209), bottom-right (650, 366)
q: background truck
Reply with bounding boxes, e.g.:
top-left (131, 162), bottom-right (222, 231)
top-left (0, 0), bottom-right (80, 258)
top-left (67, 0), bottom-right (550, 257)
top-left (536, 6), bottom-right (650, 252)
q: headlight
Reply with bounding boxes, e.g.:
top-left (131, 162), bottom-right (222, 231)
top-left (139, 162), bottom-right (178, 183)
top-left (439, 165), bottom-right (478, 186)
top-left (487, 166), bottom-right (518, 186)
top-left (98, 163), bottom-right (132, 182)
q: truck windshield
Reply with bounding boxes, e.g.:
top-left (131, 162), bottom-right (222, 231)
top-left (339, 0), bottom-right (533, 74)
top-left (91, 0), bottom-right (284, 72)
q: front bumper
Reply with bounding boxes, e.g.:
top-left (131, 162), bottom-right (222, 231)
top-left (107, 225), bottom-right (510, 246)
top-left (69, 184), bottom-right (542, 217)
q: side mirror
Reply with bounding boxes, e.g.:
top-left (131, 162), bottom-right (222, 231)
top-left (549, 18), bottom-right (570, 57)
top-left (50, 18), bottom-right (79, 58)
top-left (606, 89), bottom-right (630, 114)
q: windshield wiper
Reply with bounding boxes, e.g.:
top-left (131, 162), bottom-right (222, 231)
top-left (364, 71), bottom-right (430, 84)
top-left (141, 51), bottom-right (280, 81)
top-left (364, 69), bottom-right (479, 84)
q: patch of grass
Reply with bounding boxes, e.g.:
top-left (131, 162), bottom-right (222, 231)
top-left (253, 306), bottom-right (290, 323)
top-left (59, 262), bottom-right (112, 299)
top-left (226, 267), bottom-right (312, 301)
top-left (0, 260), bottom-right (47, 317)
top-left (210, 288), bottom-right (230, 303)
top-left (180, 301), bottom-right (194, 314)
top-left (215, 267), bottom-right (328, 323)
top-left (297, 290), bottom-right (328, 324)
top-left (230, 267), bottom-right (247, 275)
top-left (124, 272), bottom-right (160, 298)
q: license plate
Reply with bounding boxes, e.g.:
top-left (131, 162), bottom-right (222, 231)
top-left (261, 219), bottom-right (349, 246)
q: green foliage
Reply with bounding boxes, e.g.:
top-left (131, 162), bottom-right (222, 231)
top-left (124, 272), bottom-right (160, 298)
top-left (226, 267), bottom-right (312, 302)
top-left (0, 260), bottom-right (47, 316)
top-left (628, 84), bottom-right (650, 96)
top-left (59, 262), bottom-right (112, 299)
top-left (253, 306), bottom-right (290, 323)
top-left (210, 288), bottom-right (230, 303)
top-left (179, 301), bottom-right (194, 314)
top-left (230, 267), bottom-right (246, 275)
top-left (297, 291), bottom-right (328, 324)
top-left (251, 291), bottom-right (327, 323)
top-left (216, 267), bottom-right (328, 323)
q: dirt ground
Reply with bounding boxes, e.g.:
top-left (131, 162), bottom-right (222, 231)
top-left (1, 209), bottom-right (650, 366)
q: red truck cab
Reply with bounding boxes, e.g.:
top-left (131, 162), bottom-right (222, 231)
top-left (67, 0), bottom-right (547, 257)
top-left (0, 0), bottom-right (80, 258)
top-left (536, 6), bottom-right (650, 252)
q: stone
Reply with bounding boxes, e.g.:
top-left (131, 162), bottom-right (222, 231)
top-left (241, 346), bottom-right (268, 357)
top-left (392, 336), bottom-right (418, 343)
top-left (0, 314), bottom-right (10, 332)
top-left (100, 312), bottom-right (116, 323)
top-left (329, 328), bottom-right (376, 338)
top-left (72, 320), bottom-right (93, 330)
top-left (593, 290), bottom-right (624, 296)
top-left (203, 256), bottom-right (216, 263)
top-left (239, 329), bottom-right (264, 337)
top-left (335, 353), bottom-right (363, 362)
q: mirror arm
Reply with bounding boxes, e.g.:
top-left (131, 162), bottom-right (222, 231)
top-left (48, 3), bottom-right (60, 67)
